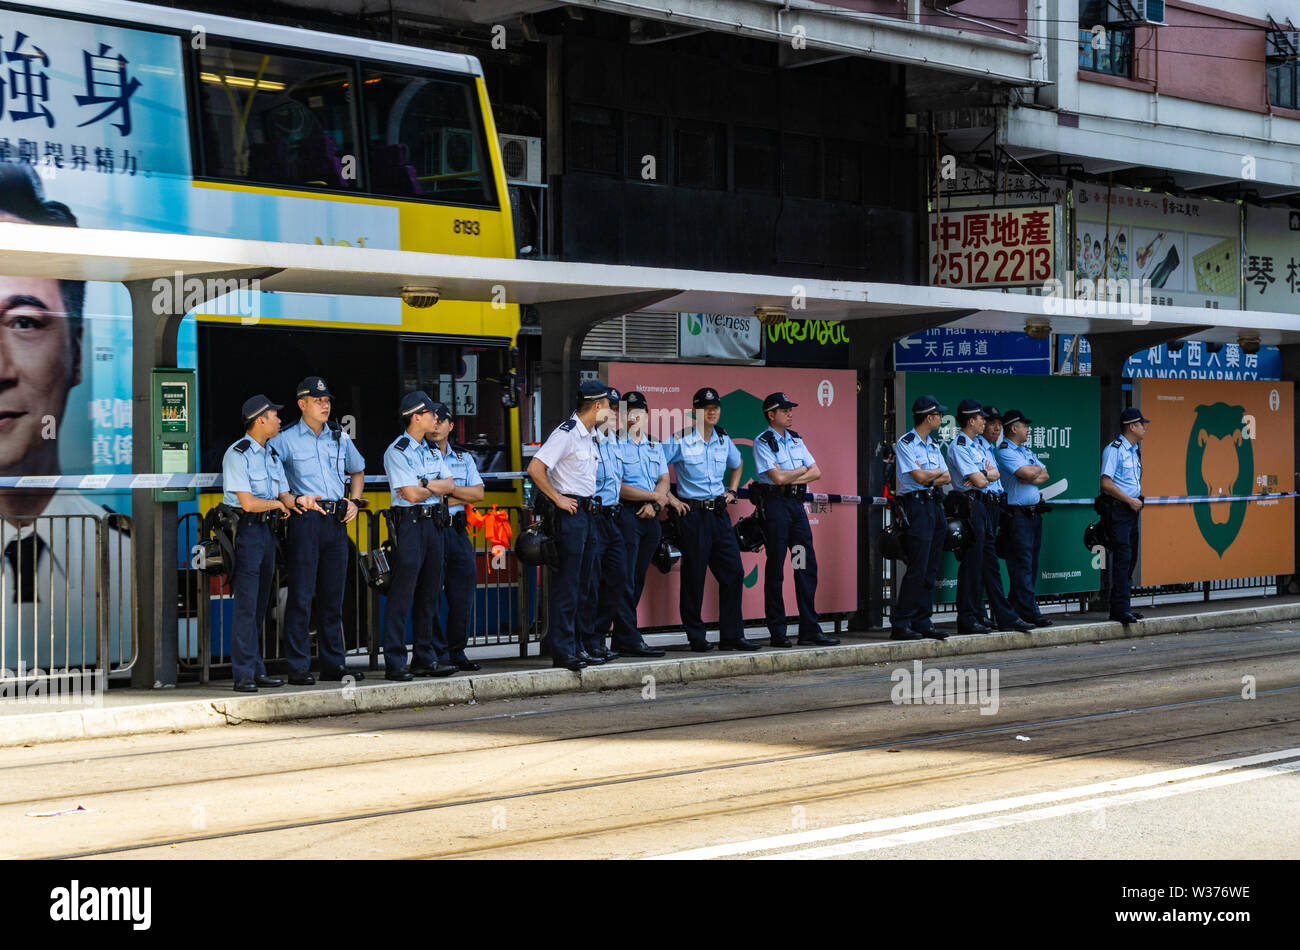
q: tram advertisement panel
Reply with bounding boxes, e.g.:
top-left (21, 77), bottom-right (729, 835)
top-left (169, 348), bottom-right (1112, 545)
top-left (1133, 379), bottom-right (1294, 586)
top-left (896, 372), bottom-right (1102, 601)
top-left (607, 363), bottom-right (858, 625)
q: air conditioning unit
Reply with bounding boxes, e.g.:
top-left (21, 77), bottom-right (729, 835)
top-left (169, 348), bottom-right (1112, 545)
top-left (1267, 29), bottom-right (1300, 59)
top-left (438, 128), bottom-right (476, 176)
top-left (1108, 0), bottom-right (1165, 25)
top-left (499, 134), bottom-right (543, 184)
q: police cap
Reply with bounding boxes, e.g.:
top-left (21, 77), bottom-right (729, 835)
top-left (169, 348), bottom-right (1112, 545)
top-left (623, 390), bottom-right (649, 411)
top-left (762, 392), bottom-right (798, 413)
top-left (606, 386), bottom-right (621, 403)
top-left (911, 394), bottom-right (947, 416)
top-left (983, 405), bottom-right (1004, 422)
top-left (428, 401), bottom-right (453, 421)
top-left (1002, 408), bottom-right (1032, 427)
top-left (578, 379), bottom-right (610, 399)
top-left (296, 376), bottom-right (333, 399)
top-left (400, 390), bottom-right (433, 417)
top-left (1120, 406), bottom-right (1151, 425)
top-left (242, 394), bottom-right (283, 424)
top-left (956, 398), bottom-right (988, 419)
top-left (693, 387), bottom-right (721, 408)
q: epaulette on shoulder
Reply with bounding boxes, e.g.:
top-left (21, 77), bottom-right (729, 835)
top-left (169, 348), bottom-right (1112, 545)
top-left (234, 439), bottom-right (250, 454)
top-left (395, 436), bottom-right (411, 451)
top-left (999, 440), bottom-right (1010, 450)
top-left (451, 443), bottom-right (468, 457)
top-left (789, 429), bottom-right (800, 439)
top-left (761, 431), bottom-right (779, 451)
top-left (559, 419), bottom-right (577, 432)
top-left (901, 432), bottom-right (916, 444)
top-left (956, 434), bottom-right (967, 446)
top-left (1110, 438), bottom-right (1122, 448)
top-left (268, 445), bottom-right (279, 459)
top-left (715, 425), bottom-right (728, 437)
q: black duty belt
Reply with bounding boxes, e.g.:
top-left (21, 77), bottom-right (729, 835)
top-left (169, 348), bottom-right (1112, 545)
top-left (685, 496), bottom-right (729, 512)
top-left (901, 489), bottom-right (942, 503)
top-left (1010, 504), bottom-right (1039, 517)
top-left (402, 504), bottom-right (451, 528)
top-left (238, 509), bottom-right (283, 525)
top-left (315, 500), bottom-right (345, 515)
top-left (451, 510), bottom-right (468, 530)
top-left (563, 494), bottom-right (599, 514)
top-left (599, 503), bottom-right (621, 517)
top-left (753, 483), bottom-right (807, 501)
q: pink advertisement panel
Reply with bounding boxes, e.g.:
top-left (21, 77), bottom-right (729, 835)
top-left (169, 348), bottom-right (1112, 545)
top-left (607, 363), bottom-right (858, 627)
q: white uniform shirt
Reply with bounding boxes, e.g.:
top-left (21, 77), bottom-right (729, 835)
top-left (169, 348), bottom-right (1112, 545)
top-left (534, 415), bottom-right (598, 497)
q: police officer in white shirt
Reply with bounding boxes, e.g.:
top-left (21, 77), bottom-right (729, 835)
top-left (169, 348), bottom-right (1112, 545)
top-left (526, 379), bottom-right (612, 671)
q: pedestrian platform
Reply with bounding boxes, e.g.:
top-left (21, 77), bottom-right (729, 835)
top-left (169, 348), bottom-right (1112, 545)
top-left (1, 595), bottom-right (1296, 748)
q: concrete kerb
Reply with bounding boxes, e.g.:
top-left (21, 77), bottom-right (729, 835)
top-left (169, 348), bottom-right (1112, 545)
top-left (2, 602), bottom-right (1296, 748)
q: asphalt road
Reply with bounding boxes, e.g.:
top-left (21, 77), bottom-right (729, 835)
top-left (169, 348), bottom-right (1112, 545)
top-left (2, 622), bottom-right (1297, 860)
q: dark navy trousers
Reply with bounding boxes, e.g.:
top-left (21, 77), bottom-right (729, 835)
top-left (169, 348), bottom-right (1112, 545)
top-left (230, 518), bottom-right (275, 682)
top-left (1108, 505), bottom-right (1141, 615)
top-left (611, 503), bottom-right (661, 649)
top-left (676, 506), bottom-right (744, 645)
top-left (580, 510), bottom-right (640, 652)
top-left (383, 511), bottom-right (445, 670)
top-left (432, 524), bottom-right (476, 663)
top-left (762, 495), bottom-right (819, 639)
top-left (894, 493), bottom-right (945, 629)
top-left (979, 495), bottom-right (1019, 627)
top-left (283, 511), bottom-right (348, 673)
top-left (547, 507), bottom-right (595, 659)
top-left (1006, 507), bottom-right (1044, 622)
top-left (955, 495), bottom-right (986, 628)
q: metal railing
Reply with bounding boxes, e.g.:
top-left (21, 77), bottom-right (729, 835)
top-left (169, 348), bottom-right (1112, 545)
top-left (178, 505), bottom-right (539, 681)
top-left (0, 511), bottom-right (136, 684)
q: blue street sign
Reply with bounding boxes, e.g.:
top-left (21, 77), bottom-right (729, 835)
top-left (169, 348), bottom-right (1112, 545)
top-left (1057, 337), bottom-right (1282, 381)
top-left (894, 327), bottom-right (1051, 375)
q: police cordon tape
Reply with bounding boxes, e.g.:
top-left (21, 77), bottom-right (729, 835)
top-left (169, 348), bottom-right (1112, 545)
top-left (0, 472), bottom-right (1291, 508)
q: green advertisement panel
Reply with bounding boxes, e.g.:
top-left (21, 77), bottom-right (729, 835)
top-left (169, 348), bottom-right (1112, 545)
top-left (897, 372), bottom-right (1101, 602)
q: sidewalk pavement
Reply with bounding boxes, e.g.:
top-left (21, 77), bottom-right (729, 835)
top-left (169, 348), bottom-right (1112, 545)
top-left (1, 595), bottom-right (1296, 748)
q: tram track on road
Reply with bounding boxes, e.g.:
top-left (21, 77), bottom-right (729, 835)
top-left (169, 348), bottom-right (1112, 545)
top-left (34, 684), bottom-right (1300, 860)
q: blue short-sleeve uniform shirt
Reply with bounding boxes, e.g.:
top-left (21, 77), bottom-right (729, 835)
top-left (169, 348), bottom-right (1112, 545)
top-left (222, 437), bottom-right (289, 507)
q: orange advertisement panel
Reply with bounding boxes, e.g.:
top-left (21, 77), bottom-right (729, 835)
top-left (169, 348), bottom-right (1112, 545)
top-left (1135, 379), bottom-right (1294, 586)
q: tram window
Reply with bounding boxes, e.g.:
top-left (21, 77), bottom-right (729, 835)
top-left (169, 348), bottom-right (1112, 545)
top-left (196, 324), bottom-right (400, 474)
top-left (361, 69), bottom-right (496, 206)
top-left (400, 342), bottom-right (513, 480)
top-left (625, 113), bottom-right (665, 182)
top-left (196, 43), bottom-right (360, 191)
top-left (781, 133), bottom-right (821, 199)
top-left (823, 138), bottom-right (862, 203)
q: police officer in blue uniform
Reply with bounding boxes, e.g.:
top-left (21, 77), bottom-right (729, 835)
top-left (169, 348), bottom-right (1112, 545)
top-left (222, 395), bottom-right (294, 692)
top-left (945, 398), bottom-right (997, 636)
top-left (979, 407), bottom-right (1033, 632)
top-left (578, 386), bottom-right (640, 661)
top-left (269, 376), bottom-right (367, 685)
top-left (892, 395), bottom-right (951, 641)
top-left (526, 379), bottom-right (612, 671)
top-left (607, 391), bottom-right (668, 658)
top-left (751, 392), bottom-right (838, 648)
top-left (382, 391), bottom-right (458, 680)
top-left (995, 409), bottom-right (1053, 628)
top-left (662, 387), bottom-right (758, 652)
top-left (428, 402), bottom-right (487, 670)
top-left (1101, 406), bottom-right (1149, 624)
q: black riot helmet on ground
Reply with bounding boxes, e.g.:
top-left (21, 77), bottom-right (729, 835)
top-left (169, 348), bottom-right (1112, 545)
top-left (878, 522), bottom-right (908, 561)
top-left (734, 513), bottom-right (765, 553)
top-left (1083, 520), bottom-right (1111, 552)
top-left (652, 536), bottom-right (682, 574)
top-left (515, 521), bottom-right (559, 569)
top-left (943, 518), bottom-right (972, 557)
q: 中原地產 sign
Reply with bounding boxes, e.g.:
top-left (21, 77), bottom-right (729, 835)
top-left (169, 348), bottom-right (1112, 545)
top-left (928, 204), bottom-right (1059, 288)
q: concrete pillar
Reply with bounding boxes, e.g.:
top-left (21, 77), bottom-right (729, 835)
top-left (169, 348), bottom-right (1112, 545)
top-left (1279, 342), bottom-right (1300, 596)
top-left (536, 291), bottom-right (680, 430)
